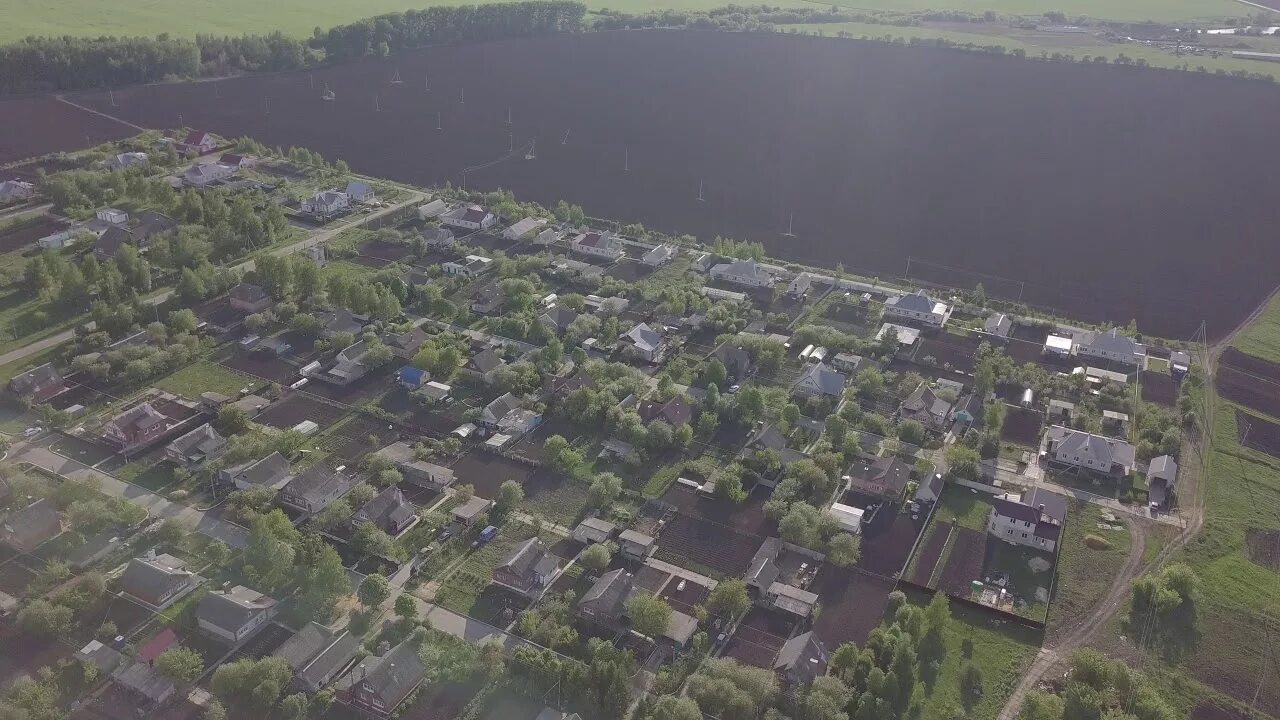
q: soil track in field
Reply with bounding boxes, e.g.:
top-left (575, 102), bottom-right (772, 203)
top-left (1245, 528), bottom-right (1280, 572)
top-left (48, 31), bottom-right (1280, 340)
top-left (0, 218), bottom-right (65, 253)
top-left (1220, 347), bottom-right (1280, 382)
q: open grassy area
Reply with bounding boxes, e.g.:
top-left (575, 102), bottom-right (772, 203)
top-left (434, 521), bottom-right (542, 618)
top-left (153, 361), bottom-right (255, 399)
top-left (789, 20), bottom-right (1280, 82)
top-left (1045, 501), bottom-right (1131, 641)
top-left (0, 0), bottom-right (1256, 44)
top-left (1159, 400), bottom-right (1280, 710)
top-left (906, 589), bottom-right (1043, 720)
top-left (1232, 291), bottom-right (1280, 362)
top-left (933, 485), bottom-right (996, 531)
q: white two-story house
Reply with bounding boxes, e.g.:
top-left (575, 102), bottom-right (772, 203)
top-left (988, 488), bottom-right (1067, 552)
top-left (709, 258), bottom-right (774, 288)
top-left (570, 231), bottom-right (624, 261)
top-left (1072, 328), bottom-right (1145, 367)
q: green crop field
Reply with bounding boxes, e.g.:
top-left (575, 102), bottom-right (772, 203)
top-left (0, 0), bottom-right (1258, 44)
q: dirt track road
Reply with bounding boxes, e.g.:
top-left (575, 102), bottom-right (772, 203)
top-left (999, 329), bottom-right (1222, 720)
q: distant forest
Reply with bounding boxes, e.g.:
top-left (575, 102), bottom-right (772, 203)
top-left (0, 1), bottom-right (585, 94)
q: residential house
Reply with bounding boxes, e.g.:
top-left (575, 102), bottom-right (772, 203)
top-left (197, 585), bottom-right (278, 644)
top-left (552, 370), bottom-right (595, 398)
top-left (1073, 328), bottom-right (1145, 367)
top-left (578, 569), bottom-right (633, 626)
top-left (883, 291), bottom-right (951, 327)
top-left (385, 326), bottom-right (429, 360)
top-left (470, 284), bottom-right (505, 315)
top-left (539, 306), bottom-right (579, 335)
top-left (102, 403), bottom-right (174, 454)
top-left (0, 498), bottom-right (61, 551)
top-left (423, 226), bottom-right (456, 247)
top-left (398, 366), bottom-right (428, 390)
top-left (230, 283), bottom-right (274, 313)
top-left (8, 363), bottom-right (66, 402)
top-left (984, 313), bottom-right (1013, 338)
top-left (317, 308), bottom-right (371, 338)
top-left (572, 517), bottom-right (616, 545)
top-left (440, 205), bottom-right (496, 231)
top-left (353, 487), bottom-right (417, 537)
top-left (345, 181), bottom-right (376, 204)
top-left (464, 348), bottom-right (505, 383)
top-left (451, 497), bottom-right (493, 527)
top-left (710, 258), bottom-right (774, 288)
top-left (845, 456), bottom-right (912, 502)
top-left (788, 272), bottom-right (813, 297)
top-left (618, 529), bottom-right (656, 560)
top-left (183, 162), bottom-right (234, 187)
top-left (320, 341), bottom-right (372, 386)
top-left (481, 393), bottom-right (524, 429)
top-left (619, 322), bottom-right (667, 363)
top-left (219, 452), bottom-right (293, 492)
top-left (121, 552), bottom-right (201, 610)
top-left (111, 661), bottom-right (176, 706)
top-left (745, 537), bottom-right (784, 595)
top-left (280, 465), bottom-right (354, 514)
top-left (1147, 455), bottom-right (1178, 508)
top-left (492, 537), bottom-right (560, 598)
top-left (534, 228), bottom-right (559, 245)
top-left (96, 207), bottom-right (129, 225)
top-left (988, 487), bottom-right (1068, 552)
top-left (504, 217), bottom-right (547, 241)
top-left (713, 343), bottom-right (753, 379)
top-left (374, 442), bottom-right (456, 490)
top-left (104, 152), bottom-right (150, 171)
top-left (642, 244), bottom-right (676, 266)
top-left (164, 423), bottom-right (227, 466)
top-left (792, 363), bottom-right (847, 399)
top-left (0, 179), bottom-right (35, 202)
top-left (92, 225), bottom-right (138, 259)
top-left (637, 395), bottom-right (693, 428)
top-left (275, 622), bottom-right (361, 693)
top-left (747, 422), bottom-right (809, 468)
top-left (570, 231), bottom-right (624, 261)
top-left (303, 190), bottom-right (350, 219)
top-left (442, 254), bottom-right (494, 278)
top-left (899, 383), bottom-right (953, 431)
top-left (416, 198), bottom-right (447, 220)
top-left (877, 322), bottom-right (921, 350)
top-left (181, 131), bottom-right (218, 154)
top-left (1170, 351), bottom-right (1191, 377)
top-left (774, 632), bottom-right (829, 687)
top-left (218, 153), bottom-right (256, 169)
top-left (336, 640), bottom-right (427, 717)
top-left (1043, 425), bottom-right (1136, 477)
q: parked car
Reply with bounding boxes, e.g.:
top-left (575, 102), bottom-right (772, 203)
top-left (471, 525), bottom-right (498, 548)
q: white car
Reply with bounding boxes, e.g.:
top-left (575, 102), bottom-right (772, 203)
top-left (23, 427), bottom-right (41, 438)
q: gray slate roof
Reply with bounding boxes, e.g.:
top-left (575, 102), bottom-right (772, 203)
top-left (353, 486), bottom-right (415, 532)
top-left (121, 553), bottom-right (190, 601)
top-left (0, 498), bottom-right (60, 549)
top-left (275, 623), bottom-right (360, 689)
top-left (197, 585), bottom-right (276, 634)
top-left (795, 363), bottom-right (846, 396)
top-left (226, 451), bottom-right (292, 488)
top-left (580, 568), bottom-right (632, 615)
top-left (887, 291), bottom-right (938, 314)
top-left (335, 640), bottom-right (425, 708)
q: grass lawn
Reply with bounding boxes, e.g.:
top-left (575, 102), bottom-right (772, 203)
top-left (906, 588), bottom-right (1043, 720)
top-left (1232, 291), bottom-right (1280, 362)
top-left (0, 0), bottom-right (1253, 45)
top-left (1045, 501), bottom-right (1130, 642)
top-left (522, 479), bottom-right (592, 528)
top-left (933, 485), bottom-right (995, 532)
top-left (788, 19), bottom-right (1280, 81)
top-left (1160, 400), bottom-right (1280, 709)
top-left (154, 361), bottom-right (255, 399)
top-left (982, 540), bottom-right (1053, 621)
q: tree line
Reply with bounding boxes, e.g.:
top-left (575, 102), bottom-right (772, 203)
top-left (0, 1), bottom-right (586, 93)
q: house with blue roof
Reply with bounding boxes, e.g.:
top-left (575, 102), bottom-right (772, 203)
top-left (398, 366), bottom-right (428, 389)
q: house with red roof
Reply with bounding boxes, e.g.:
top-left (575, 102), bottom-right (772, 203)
top-left (180, 131), bottom-right (217, 154)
